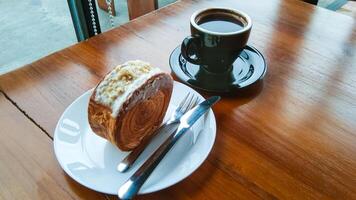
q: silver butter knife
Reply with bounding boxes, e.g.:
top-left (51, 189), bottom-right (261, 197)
top-left (118, 96), bottom-right (221, 200)
top-left (117, 93), bottom-right (200, 173)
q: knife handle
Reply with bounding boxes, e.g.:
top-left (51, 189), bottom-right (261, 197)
top-left (118, 125), bottom-right (187, 200)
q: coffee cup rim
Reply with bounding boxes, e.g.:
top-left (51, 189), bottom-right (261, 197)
top-left (190, 7), bottom-right (252, 36)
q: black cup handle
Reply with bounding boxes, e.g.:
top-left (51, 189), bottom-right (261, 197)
top-left (181, 35), bottom-right (201, 65)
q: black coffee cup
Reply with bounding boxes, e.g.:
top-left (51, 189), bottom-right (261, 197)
top-left (181, 8), bottom-right (252, 74)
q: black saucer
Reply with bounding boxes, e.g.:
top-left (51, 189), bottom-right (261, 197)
top-left (169, 45), bottom-right (267, 94)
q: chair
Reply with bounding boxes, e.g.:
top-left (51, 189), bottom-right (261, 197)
top-left (97, 0), bottom-right (116, 16)
top-left (127, 0), bottom-right (158, 20)
top-left (68, 0), bottom-right (159, 41)
top-left (97, 0), bottom-right (158, 20)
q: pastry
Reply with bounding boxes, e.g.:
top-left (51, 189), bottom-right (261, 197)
top-left (88, 60), bottom-right (173, 151)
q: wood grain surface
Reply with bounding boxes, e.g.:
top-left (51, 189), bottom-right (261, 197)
top-left (0, 93), bottom-right (108, 200)
top-left (0, 0), bottom-right (355, 199)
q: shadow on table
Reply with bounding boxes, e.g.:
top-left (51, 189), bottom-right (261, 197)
top-left (63, 173), bottom-right (107, 199)
top-left (135, 158), bottom-right (217, 199)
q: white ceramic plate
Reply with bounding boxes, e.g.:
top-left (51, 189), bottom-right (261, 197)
top-left (53, 81), bottom-right (216, 195)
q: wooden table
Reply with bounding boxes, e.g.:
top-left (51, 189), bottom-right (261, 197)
top-left (1, 0), bottom-right (355, 199)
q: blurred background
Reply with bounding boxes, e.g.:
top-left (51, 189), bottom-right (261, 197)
top-left (0, 0), bottom-right (355, 75)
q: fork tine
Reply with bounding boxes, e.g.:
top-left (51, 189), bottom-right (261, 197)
top-left (180, 94), bottom-right (195, 114)
top-left (186, 95), bottom-right (199, 112)
top-left (184, 93), bottom-right (195, 112)
top-left (176, 92), bottom-right (191, 113)
top-left (191, 96), bottom-right (200, 109)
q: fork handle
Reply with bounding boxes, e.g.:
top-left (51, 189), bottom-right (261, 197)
top-left (118, 122), bottom-right (179, 172)
top-left (118, 125), bottom-right (186, 200)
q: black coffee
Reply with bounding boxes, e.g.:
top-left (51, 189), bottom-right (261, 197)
top-left (198, 15), bottom-right (245, 33)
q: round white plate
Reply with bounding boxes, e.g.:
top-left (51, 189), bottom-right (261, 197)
top-left (54, 81), bottom-right (216, 195)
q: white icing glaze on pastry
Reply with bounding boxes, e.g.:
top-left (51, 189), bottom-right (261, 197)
top-left (94, 60), bottom-right (161, 117)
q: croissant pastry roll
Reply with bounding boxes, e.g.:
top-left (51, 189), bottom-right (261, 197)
top-left (88, 60), bottom-right (173, 151)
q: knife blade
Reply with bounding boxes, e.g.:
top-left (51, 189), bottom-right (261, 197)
top-left (117, 122), bottom-right (179, 173)
top-left (172, 96), bottom-right (220, 142)
top-left (118, 96), bottom-right (220, 200)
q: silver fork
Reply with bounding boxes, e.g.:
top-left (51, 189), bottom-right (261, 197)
top-left (117, 92), bottom-right (200, 173)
